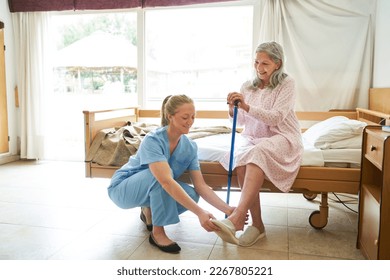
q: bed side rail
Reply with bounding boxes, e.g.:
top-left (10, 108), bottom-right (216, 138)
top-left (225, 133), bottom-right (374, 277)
top-left (83, 107), bottom-right (139, 159)
top-left (356, 107), bottom-right (390, 125)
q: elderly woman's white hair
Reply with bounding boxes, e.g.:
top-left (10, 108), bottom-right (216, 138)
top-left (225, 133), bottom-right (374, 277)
top-left (251, 41), bottom-right (288, 90)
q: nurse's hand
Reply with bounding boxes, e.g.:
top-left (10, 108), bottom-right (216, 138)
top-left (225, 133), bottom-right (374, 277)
top-left (227, 207), bottom-right (249, 224)
top-left (198, 210), bottom-right (220, 232)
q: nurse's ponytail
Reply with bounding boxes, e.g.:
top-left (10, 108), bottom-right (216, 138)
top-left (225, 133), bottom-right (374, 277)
top-left (161, 95), bottom-right (172, 126)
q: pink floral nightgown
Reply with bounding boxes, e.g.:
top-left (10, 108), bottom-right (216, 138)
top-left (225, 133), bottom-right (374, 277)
top-left (220, 76), bottom-right (303, 192)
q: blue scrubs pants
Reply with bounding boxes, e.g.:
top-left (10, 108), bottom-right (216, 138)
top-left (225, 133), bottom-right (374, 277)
top-left (108, 168), bottom-right (199, 226)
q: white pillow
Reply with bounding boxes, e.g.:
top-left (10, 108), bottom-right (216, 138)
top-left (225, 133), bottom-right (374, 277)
top-left (318, 134), bottom-right (363, 149)
top-left (302, 116), bottom-right (366, 149)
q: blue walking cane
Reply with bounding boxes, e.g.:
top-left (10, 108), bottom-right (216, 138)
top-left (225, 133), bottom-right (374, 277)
top-left (225, 100), bottom-right (239, 217)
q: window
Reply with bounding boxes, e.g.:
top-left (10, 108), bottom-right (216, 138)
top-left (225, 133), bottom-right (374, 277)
top-left (47, 12), bottom-right (137, 161)
top-left (52, 12), bottom-right (138, 109)
top-left (48, 3), bottom-right (254, 160)
top-left (144, 5), bottom-right (253, 109)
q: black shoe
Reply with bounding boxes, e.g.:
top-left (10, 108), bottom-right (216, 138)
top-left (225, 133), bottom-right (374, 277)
top-left (140, 208), bottom-right (153, 231)
top-left (149, 234), bottom-right (181, 254)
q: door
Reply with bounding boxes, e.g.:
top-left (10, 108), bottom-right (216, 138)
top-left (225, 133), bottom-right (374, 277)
top-left (0, 21), bottom-right (9, 154)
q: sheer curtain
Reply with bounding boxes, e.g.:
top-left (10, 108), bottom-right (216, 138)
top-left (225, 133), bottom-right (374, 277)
top-left (12, 12), bottom-right (53, 159)
top-left (257, 0), bottom-right (377, 111)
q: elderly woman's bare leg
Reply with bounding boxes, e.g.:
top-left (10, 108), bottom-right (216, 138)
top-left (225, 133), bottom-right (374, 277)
top-left (235, 164), bottom-right (266, 246)
top-left (230, 163), bottom-right (265, 230)
top-left (212, 164), bottom-right (265, 245)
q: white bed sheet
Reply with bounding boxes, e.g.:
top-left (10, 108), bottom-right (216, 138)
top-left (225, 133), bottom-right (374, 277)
top-left (194, 133), bottom-right (361, 167)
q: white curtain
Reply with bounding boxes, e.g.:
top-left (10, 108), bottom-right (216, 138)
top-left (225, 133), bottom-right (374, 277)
top-left (12, 12), bottom-right (52, 159)
top-left (257, 0), bottom-right (377, 111)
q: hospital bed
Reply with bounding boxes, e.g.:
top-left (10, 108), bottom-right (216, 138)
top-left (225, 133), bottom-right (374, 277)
top-left (83, 88), bottom-right (390, 229)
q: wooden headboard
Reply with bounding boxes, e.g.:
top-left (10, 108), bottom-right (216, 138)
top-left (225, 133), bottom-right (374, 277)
top-left (369, 88), bottom-right (390, 117)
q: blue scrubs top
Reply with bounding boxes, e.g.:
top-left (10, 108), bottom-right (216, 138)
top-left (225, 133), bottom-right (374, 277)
top-left (109, 126), bottom-right (200, 188)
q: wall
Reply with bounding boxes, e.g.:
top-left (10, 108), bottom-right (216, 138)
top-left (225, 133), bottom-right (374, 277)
top-left (0, 0), bottom-right (18, 164)
top-left (373, 0), bottom-right (390, 87)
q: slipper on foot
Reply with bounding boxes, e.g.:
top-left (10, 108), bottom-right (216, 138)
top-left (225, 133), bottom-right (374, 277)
top-left (238, 226), bottom-right (265, 247)
top-left (149, 233), bottom-right (181, 254)
top-left (211, 219), bottom-right (239, 245)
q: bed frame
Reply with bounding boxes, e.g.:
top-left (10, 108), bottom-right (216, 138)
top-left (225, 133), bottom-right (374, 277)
top-left (83, 88), bottom-right (390, 229)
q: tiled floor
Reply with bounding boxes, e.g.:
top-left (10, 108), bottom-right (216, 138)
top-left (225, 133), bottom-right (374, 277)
top-left (0, 160), bottom-right (365, 260)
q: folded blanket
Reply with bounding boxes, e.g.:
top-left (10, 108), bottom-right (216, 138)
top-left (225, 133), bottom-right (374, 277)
top-left (86, 123), bottom-right (158, 166)
top-left (187, 126), bottom-right (231, 140)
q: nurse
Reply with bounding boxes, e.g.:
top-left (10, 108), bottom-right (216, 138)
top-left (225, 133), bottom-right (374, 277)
top-left (108, 94), bottom-right (234, 254)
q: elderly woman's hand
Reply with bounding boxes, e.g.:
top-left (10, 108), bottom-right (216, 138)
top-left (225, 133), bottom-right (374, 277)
top-left (227, 92), bottom-right (242, 106)
top-left (227, 92), bottom-right (249, 112)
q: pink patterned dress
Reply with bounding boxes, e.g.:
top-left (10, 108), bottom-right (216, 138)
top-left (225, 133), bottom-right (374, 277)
top-left (220, 76), bottom-right (303, 192)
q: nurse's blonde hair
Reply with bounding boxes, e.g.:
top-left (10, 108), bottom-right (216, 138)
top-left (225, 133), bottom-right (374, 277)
top-left (160, 94), bottom-right (194, 126)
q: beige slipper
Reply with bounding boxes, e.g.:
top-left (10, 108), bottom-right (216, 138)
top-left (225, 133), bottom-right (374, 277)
top-left (238, 226), bottom-right (265, 247)
top-left (211, 219), bottom-right (239, 245)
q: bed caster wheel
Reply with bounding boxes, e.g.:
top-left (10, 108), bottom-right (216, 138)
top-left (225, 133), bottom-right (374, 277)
top-left (309, 210), bottom-right (327, 229)
top-left (303, 192), bottom-right (317, 201)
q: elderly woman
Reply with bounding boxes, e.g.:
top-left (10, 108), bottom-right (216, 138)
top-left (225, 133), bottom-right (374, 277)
top-left (212, 42), bottom-right (303, 246)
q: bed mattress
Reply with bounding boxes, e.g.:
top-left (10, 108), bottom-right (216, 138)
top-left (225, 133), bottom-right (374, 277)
top-left (194, 133), bottom-right (361, 168)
